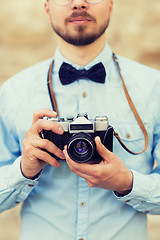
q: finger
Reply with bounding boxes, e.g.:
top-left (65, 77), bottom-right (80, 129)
top-left (32, 119), bottom-right (64, 136)
top-left (27, 137), bottom-right (65, 159)
top-left (32, 147), bottom-right (61, 168)
top-left (95, 136), bottom-right (112, 163)
top-left (32, 109), bottom-right (57, 124)
top-left (63, 149), bottom-right (98, 177)
top-left (64, 150), bottom-right (91, 178)
top-left (64, 149), bottom-right (100, 187)
top-left (23, 141), bottom-right (61, 168)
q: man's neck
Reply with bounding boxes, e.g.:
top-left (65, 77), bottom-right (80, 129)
top-left (57, 35), bottom-right (106, 66)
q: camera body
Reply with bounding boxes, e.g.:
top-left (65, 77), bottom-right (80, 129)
top-left (41, 114), bottom-right (113, 163)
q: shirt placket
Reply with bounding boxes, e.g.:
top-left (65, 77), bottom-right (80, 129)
top-left (76, 176), bottom-right (90, 240)
top-left (78, 79), bottom-right (90, 114)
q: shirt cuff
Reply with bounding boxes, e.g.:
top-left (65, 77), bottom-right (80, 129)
top-left (113, 170), bottom-right (159, 212)
top-left (0, 157), bottom-right (40, 212)
top-left (7, 156), bottom-right (40, 188)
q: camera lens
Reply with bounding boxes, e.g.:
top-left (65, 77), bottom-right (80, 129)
top-left (67, 132), bottom-right (95, 163)
top-left (74, 140), bottom-right (88, 155)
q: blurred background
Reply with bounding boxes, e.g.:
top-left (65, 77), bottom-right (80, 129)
top-left (0, 0), bottom-right (160, 239)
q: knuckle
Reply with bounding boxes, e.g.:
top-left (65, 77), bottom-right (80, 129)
top-left (23, 141), bottom-right (31, 155)
top-left (33, 110), bottom-right (39, 118)
top-left (94, 167), bottom-right (103, 177)
top-left (23, 139), bottom-right (29, 149)
top-left (90, 177), bottom-right (99, 186)
top-left (25, 130), bottom-right (30, 139)
top-left (35, 119), bottom-right (44, 131)
top-left (23, 138), bottom-right (27, 146)
top-left (37, 118), bottom-right (43, 126)
top-left (87, 181), bottom-right (94, 188)
top-left (92, 179), bottom-right (98, 186)
top-left (41, 139), bottom-right (50, 149)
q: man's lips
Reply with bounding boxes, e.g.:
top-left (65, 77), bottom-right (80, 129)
top-left (69, 17), bottom-right (92, 24)
top-left (65, 11), bottom-right (96, 25)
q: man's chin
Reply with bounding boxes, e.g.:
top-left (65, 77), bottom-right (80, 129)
top-left (51, 22), bottom-right (108, 46)
top-left (56, 30), bottom-right (100, 46)
top-left (61, 36), bottom-right (98, 46)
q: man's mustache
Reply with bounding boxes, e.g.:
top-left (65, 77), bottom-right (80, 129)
top-left (65, 11), bottom-right (96, 23)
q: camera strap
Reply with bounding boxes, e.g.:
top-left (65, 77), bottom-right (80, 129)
top-left (47, 53), bottom-right (149, 155)
top-left (112, 53), bottom-right (149, 154)
top-left (47, 59), bottom-right (59, 114)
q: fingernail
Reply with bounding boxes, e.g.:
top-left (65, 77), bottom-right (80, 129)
top-left (95, 136), bottom-right (101, 144)
top-left (63, 149), bottom-right (67, 157)
top-left (56, 162), bottom-right (60, 167)
top-left (61, 152), bottom-right (65, 159)
top-left (50, 110), bottom-right (57, 116)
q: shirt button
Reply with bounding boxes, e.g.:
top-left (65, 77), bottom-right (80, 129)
top-left (126, 133), bottom-right (131, 139)
top-left (80, 202), bottom-right (86, 207)
top-left (82, 92), bottom-right (87, 98)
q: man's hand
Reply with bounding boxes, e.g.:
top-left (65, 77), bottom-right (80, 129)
top-left (21, 109), bottom-right (65, 179)
top-left (64, 136), bottom-right (133, 195)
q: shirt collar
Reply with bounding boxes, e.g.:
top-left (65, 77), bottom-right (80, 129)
top-left (53, 42), bottom-right (113, 72)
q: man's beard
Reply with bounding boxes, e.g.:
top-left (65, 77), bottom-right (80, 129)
top-left (51, 12), bottom-right (110, 46)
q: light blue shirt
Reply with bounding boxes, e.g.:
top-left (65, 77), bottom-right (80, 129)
top-left (0, 43), bottom-right (160, 240)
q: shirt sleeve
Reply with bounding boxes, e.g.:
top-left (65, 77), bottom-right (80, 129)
top-left (0, 82), bottom-right (39, 213)
top-left (0, 157), bottom-right (39, 213)
top-left (114, 170), bottom-right (160, 215)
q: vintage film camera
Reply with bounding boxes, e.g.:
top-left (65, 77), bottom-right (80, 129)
top-left (41, 114), bottom-right (113, 163)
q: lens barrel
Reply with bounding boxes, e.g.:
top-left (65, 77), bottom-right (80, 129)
top-left (67, 132), bottom-right (96, 163)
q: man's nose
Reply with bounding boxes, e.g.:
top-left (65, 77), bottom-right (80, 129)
top-left (71, 0), bottom-right (89, 10)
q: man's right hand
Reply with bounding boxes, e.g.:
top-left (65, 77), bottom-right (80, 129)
top-left (21, 109), bottom-right (65, 179)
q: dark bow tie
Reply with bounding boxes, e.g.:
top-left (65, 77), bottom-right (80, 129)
top-left (59, 62), bottom-right (106, 85)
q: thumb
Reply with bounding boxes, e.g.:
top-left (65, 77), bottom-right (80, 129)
top-left (95, 136), bottom-right (112, 162)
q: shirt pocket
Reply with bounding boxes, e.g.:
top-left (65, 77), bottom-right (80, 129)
top-left (113, 123), bottom-right (146, 155)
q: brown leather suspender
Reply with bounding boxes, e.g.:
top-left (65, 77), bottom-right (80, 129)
top-left (47, 53), bottom-right (149, 155)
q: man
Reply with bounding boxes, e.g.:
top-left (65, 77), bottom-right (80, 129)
top-left (0, 0), bottom-right (160, 239)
